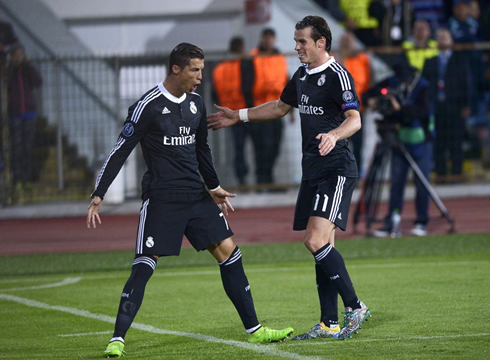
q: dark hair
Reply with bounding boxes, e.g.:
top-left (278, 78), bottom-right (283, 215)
top-left (168, 43), bottom-right (204, 71)
top-left (261, 28), bottom-right (276, 37)
top-left (295, 15), bottom-right (332, 52)
top-left (229, 36), bottom-right (244, 54)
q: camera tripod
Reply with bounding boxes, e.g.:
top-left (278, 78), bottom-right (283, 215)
top-left (353, 130), bottom-right (456, 235)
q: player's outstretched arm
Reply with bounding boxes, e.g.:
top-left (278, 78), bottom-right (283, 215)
top-left (207, 104), bottom-right (240, 130)
top-left (87, 196), bottom-right (102, 229)
top-left (207, 100), bottom-right (292, 131)
top-left (208, 187), bottom-right (236, 216)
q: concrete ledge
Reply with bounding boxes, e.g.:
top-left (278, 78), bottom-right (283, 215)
top-left (1, 182), bottom-right (489, 220)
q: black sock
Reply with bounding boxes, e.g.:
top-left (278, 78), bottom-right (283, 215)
top-left (313, 243), bottom-right (360, 310)
top-left (315, 263), bottom-right (338, 327)
top-left (113, 255), bottom-right (157, 339)
top-left (219, 246), bottom-right (260, 330)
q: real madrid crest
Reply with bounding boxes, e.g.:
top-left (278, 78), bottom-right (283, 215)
top-left (190, 101), bottom-right (197, 114)
top-left (146, 236), bottom-right (154, 248)
top-left (317, 74), bottom-right (326, 86)
top-left (342, 91), bottom-right (354, 102)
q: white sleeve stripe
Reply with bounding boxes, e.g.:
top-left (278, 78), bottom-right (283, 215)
top-left (136, 199), bottom-right (150, 254)
top-left (131, 89), bottom-right (161, 124)
top-left (332, 62), bottom-right (351, 90)
top-left (93, 137), bottom-right (126, 190)
top-left (331, 62), bottom-right (351, 91)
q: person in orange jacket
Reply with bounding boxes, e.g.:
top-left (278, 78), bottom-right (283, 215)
top-left (335, 31), bottom-right (372, 175)
top-left (249, 28), bottom-right (291, 190)
top-left (212, 36), bottom-right (254, 187)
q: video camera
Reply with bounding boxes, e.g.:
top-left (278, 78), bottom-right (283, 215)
top-left (374, 87), bottom-right (400, 117)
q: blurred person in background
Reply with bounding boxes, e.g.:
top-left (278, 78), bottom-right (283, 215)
top-left (365, 62), bottom-right (434, 237)
top-left (369, 0), bottom-right (412, 46)
top-left (339, 0), bottom-right (382, 46)
top-left (6, 45), bottom-right (42, 192)
top-left (422, 28), bottom-right (472, 183)
top-left (448, 0), bottom-right (478, 44)
top-left (248, 28), bottom-right (290, 191)
top-left (402, 19), bottom-right (439, 72)
top-left (212, 36), bottom-right (254, 188)
top-left (409, 0), bottom-right (449, 34)
top-left (335, 31), bottom-right (372, 176)
top-left (465, 0), bottom-right (490, 165)
top-left (0, 21), bottom-right (20, 172)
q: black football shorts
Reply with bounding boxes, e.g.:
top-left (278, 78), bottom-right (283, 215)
top-left (293, 175), bottom-right (356, 231)
top-left (135, 191), bottom-right (234, 256)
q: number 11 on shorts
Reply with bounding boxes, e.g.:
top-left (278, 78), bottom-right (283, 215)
top-left (313, 194), bottom-right (329, 212)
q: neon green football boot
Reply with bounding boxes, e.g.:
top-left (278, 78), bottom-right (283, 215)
top-left (103, 340), bottom-right (125, 358)
top-left (247, 326), bottom-right (294, 343)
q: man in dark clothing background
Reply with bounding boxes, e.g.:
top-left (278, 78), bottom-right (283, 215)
top-left (7, 45), bottom-right (43, 190)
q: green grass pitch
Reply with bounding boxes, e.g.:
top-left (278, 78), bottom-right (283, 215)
top-left (1, 233), bottom-right (489, 359)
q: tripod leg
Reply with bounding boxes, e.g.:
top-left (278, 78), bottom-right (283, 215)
top-left (398, 144), bottom-right (456, 232)
top-left (355, 141), bottom-right (389, 235)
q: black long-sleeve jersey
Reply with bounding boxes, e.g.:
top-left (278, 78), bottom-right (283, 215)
top-left (92, 82), bottom-right (220, 200)
top-left (280, 57), bottom-right (360, 180)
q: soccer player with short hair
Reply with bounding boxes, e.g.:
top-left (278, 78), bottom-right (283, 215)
top-left (208, 16), bottom-right (371, 340)
top-left (87, 43), bottom-right (293, 358)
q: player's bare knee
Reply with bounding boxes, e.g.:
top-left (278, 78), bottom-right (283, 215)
top-left (304, 236), bottom-right (325, 253)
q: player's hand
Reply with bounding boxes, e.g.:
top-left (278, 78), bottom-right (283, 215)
top-left (316, 132), bottom-right (338, 156)
top-left (207, 104), bottom-right (240, 131)
top-left (87, 196), bottom-right (102, 229)
top-left (209, 187), bottom-right (236, 216)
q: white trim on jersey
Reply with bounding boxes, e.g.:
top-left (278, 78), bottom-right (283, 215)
top-left (330, 62), bottom-right (352, 91)
top-left (305, 56), bottom-right (336, 75)
top-left (136, 199), bottom-right (150, 254)
top-left (131, 88), bottom-right (162, 124)
top-left (314, 243), bottom-right (333, 262)
top-left (93, 136), bottom-right (126, 191)
top-left (158, 82), bottom-right (188, 104)
top-left (132, 256), bottom-right (157, 270)
top-left (329, 175), bottom-right (346, 222)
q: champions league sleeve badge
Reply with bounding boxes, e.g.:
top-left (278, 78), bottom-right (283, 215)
top-left (189, 101), bottom-right (197, 114)
top-left (122, 123), bottom-right (134, 137)
top-left (342, 91), bottom-right (354, 102)
top-left (317, 74), bottom-right (326, 86)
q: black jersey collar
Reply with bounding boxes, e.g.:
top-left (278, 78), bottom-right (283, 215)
top-left (305, 56), bottom-right (336, 75)
top-left (158, 82), bottom-right (187, 104)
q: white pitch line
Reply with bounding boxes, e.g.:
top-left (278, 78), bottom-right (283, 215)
top-left (0, 293), bottom-right (322, 360)
top-left (57, 331), bottom-right (112, 337)
top-left (284, 333), bottom-right (490, 346)
top-left (1, 277), bottom-right (81, 292)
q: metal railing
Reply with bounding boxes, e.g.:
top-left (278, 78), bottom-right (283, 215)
top-left (0, 48), bottom-right (488, 206)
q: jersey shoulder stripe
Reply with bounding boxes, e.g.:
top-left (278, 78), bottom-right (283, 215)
top-left (330, 62), bottom-right (352, 91)
top-left (131, 87), bottom-right (162, 124)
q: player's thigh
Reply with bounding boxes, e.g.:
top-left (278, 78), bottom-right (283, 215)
top-left (293, 180), bottom-right (317, 231)
top-left (185, 193), bottom-right (234, 252)
top-left (136, 197), bottom-right (188, 256)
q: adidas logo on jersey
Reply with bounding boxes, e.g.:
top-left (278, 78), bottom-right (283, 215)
top-left (338, 213), bottom-right (342, 220)
top-left (162, 107), bottom-right (171, 114)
